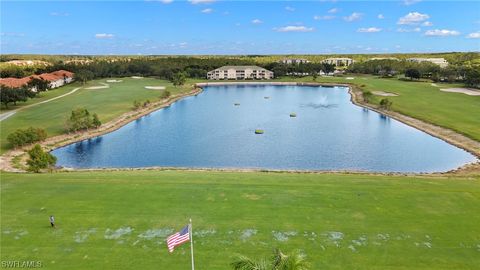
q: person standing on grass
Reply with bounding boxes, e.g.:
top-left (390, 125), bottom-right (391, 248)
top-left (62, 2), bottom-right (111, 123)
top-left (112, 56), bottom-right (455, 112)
top-left (49, 215), bottom-right (55, 228)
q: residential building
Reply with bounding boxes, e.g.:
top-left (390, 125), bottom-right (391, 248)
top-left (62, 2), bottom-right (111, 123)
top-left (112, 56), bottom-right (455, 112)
top-left (207, 66), bottom-right (274, 80)
top-left (406, 58), bottom-right (448, 68)
top-left (367, 57), bottom-right (400, 61)
top-left (322, 57), bottom-right (355, 66)
top-left (280, 58), bottom-right (310, 64)
top-left (0, 70), bottom-right (74, 90)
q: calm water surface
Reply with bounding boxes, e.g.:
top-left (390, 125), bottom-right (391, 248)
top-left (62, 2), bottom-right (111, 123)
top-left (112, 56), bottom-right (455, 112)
top-left (52, 85), bottom-right (477, 172)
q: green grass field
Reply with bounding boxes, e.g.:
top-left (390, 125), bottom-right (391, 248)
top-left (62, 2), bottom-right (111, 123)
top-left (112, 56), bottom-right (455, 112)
top-left (0, 77), bottom-right (195, 153)
top-left (1, 171), bottom-right (479, 269)
top-left (0, 83), bottom-right (81, 112)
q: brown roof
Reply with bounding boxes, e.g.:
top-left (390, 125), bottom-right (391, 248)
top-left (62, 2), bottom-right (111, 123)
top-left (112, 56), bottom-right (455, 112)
top-left (0, 77), bottom-right (32, 88)
top-left (0, 70), bottom-right (74, 88)
top-left (50, 70), bottom-right (74, 78)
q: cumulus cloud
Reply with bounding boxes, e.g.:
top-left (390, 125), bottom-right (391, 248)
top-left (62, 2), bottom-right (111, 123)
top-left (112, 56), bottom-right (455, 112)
top-left (95, 33), bottom-right (114, 39)
top-left (328, 8), bottom-right (339, 14)
top-left (403, 0), bottom-right (421, 5)
top-left (397, 12), bottom-right (429, 25)
top-left (422, 21), bottom-right (433, 26)
top-left (285, 6), bottom-right (295, 12)
top-left (201, 8), bottom-right (213, 13)
top-left (467, 32), bottom-right (480, 39)
top-left (189, 0), bottom-right (215, 4)
top-left (424, 29), bottom-right (460, 36)
top-left (378, 14), bottom-right (385, 19)
top-left (313, 15), bottom-right (335, 20)
top-left (251, 19), bottom-right (263, 24)
top-left (274, 26), bottom-right (314, 32)
top-left (344, 12), bottom-right (362, 22)
top-left (357, 27), bottom-right (382, 33)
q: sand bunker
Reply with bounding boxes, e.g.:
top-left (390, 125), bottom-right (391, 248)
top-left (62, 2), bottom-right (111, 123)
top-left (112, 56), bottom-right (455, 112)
top-left (346, 77), bottom-right (355, 80)
top-left (131, 76), bottom-right (143, 79)
top-left (372, 91), bottom-right (398, 97)
top-left (144, 86), bottom-right (166, 90)
top-left (86, 83), bottom-right (109, 90)
top-left (431, 83), bottom-right (439, 87)
top-left (106, 79), bottom-right (123, 83)
top-left (440, 88), bottom-right (480, 96)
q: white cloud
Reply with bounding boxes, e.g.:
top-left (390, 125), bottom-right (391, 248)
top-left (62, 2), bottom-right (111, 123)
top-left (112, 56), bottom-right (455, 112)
top-left (189, 0), bottom-right (215, 4)
top-left (251, 19), bottom-right (263, 24)
top-left (50, 12), bottom-right (69, 16)
top-left (95, 33), bottom-right (114, 39)
top-left (378, 14), bottom-right (384, 19)
top-left (274, 26), bottom-right (314, 32)
top-left (357, 27), bottom-right (382, 33)
top-left (328, 8), bottom-right (339, 14)
top-left (403, 0), bottom-right (421, 5)
top-left (285, 6), bottom-right (295, 12)
top-left (344, 12), bottom-right (362, 22)
top-left (467, 32), bottom-right (480, 39)
top-left (422, 21), bottom-right (433, 26)
top-left (397, 27), bottom-right (421, 32)
top-left (159, 0), bottom-right (173, 3)
top-left (397, 12), bottom-right (429, 25)
top-left (425, 29), bottom-right (460, 36)
top-left (201, 8), bottom-right (213, 13)
top-left (313, 15), bottom-right (335, 20)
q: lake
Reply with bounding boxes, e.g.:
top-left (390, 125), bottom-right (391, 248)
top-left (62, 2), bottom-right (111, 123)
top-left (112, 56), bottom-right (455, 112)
top-left (52, 84), bottom-right (477, 172)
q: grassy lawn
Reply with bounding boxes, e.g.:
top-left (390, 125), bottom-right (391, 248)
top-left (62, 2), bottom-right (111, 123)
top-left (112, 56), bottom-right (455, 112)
top-left (0, 82), bottom-right (83, 112)
top-left (1, 170), bottom-right (479, 269)
top-left (273, 75), bottom-right (480, 142)
top-left (0, 77), bottom-right (195, 153)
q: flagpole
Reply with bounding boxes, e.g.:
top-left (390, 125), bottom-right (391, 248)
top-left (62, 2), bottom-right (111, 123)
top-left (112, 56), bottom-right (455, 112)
top-left (189, 218), bottom-right (195, 270)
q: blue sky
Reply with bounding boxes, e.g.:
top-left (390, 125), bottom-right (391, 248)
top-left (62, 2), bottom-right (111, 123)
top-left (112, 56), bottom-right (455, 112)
top-left (1, 0), bottom-right (479, 55)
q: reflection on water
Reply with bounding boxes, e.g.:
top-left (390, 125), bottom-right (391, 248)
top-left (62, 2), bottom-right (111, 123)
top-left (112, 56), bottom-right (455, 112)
top-left (52, 85), bottom-right (477, 172)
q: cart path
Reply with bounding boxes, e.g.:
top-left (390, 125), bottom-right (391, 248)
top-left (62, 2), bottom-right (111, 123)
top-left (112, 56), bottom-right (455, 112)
top-left (0, 87), bottom-right (82, 122)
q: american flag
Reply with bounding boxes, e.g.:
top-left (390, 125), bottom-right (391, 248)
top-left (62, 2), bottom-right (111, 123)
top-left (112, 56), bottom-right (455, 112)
top-left (167, 225), bottom-right (190, 253)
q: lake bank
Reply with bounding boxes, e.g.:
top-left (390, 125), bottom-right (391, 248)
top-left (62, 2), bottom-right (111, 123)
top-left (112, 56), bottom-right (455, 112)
top-left (1, 81), bottom-right (479, 173)
top-left (51, 83), bottom-right (476, 173)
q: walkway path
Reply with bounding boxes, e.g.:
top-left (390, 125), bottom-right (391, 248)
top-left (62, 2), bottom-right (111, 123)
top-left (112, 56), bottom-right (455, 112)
top-left (0, 87), bottom-right (82, 122)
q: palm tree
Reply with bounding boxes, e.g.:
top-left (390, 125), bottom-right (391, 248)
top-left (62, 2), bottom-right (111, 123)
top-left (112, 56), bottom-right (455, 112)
top-left (231, 249), bottom-right (309, 270)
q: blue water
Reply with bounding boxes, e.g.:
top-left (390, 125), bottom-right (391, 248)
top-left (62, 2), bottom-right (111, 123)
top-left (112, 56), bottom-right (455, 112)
top-left (52, 85), bottom-right (477, 172)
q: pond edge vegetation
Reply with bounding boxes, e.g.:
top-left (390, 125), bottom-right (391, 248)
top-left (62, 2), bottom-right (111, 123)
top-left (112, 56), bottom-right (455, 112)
top-left (1, 81), bottom-right (479, 174)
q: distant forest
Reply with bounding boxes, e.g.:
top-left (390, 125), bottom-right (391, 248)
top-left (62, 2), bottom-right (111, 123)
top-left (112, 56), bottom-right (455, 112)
top-left (1, 52), bottom-right (479, 86)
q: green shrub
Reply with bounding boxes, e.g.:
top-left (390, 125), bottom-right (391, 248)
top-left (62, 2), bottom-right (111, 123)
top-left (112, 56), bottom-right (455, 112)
top-left (362, 91), bottom-right (373, 103)
top-left (26, 144), bottom-right (56, 173)
top-left (133, 100), bottom-right (142, 110)
top-left (92, 113), bottom-right (102, 128)
top-left (379, 98), bottom-right (393, 110)
top-left (65, 108), bottom-right (101, 132)
top-left (7, 127), bottom-right (47, 148)
top-left (160, 90), bottom-right (171, 99)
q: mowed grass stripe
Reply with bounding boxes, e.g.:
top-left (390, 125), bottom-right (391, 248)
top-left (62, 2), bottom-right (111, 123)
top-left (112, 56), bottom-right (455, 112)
top-left (1, 171), bottom-right (479, 269)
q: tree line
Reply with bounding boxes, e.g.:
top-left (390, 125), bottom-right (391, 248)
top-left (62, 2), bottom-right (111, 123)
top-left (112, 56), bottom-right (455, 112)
top-left (348, 59), bottom-right (480, 87)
